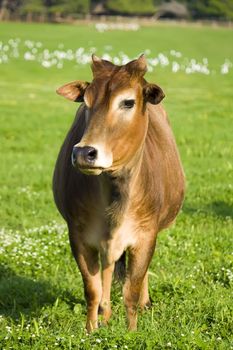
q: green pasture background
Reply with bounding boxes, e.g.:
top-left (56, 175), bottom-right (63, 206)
top-left (0, 22), bottom-right (232, 349)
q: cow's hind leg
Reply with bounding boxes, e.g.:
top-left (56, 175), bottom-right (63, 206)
top-left (69, 228), bottom-right (102, 333)
top-left (123, 238), bottom-right (156, 331)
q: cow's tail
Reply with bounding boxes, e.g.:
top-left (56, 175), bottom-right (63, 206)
top-left (114, 251), bottom-right (126, 281)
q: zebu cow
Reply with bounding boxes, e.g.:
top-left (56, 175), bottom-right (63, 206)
top-left (53, 54), bottom-right (185, 332)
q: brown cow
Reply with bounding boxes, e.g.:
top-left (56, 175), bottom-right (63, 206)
top-left (53, 54), bottom-right (185, 332)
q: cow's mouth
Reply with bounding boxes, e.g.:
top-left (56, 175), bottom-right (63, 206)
top-left (78, 166), bottom-right (104, 176)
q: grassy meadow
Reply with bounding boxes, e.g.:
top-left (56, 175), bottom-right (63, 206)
top-left (0, 21), bottom-right (233, 349)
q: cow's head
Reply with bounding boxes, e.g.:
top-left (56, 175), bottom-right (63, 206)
top-left (57, 54), bottom-right (165, 175)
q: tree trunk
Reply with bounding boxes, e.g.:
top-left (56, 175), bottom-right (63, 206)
top-left (0, 0), bottom-right (9, 21)
top-left (26, 11), bottom-right (33, 22)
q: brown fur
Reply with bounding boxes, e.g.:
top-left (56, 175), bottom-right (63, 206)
top-left (53, 55), bottom-right (185, 332)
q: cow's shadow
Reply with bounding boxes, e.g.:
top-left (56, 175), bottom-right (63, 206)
top-left (0, 265), bottom-right (84, 321)
top-left (207, 200), bottom-right (233, 219)
top-left (183, 200), bottom-right (233, 220)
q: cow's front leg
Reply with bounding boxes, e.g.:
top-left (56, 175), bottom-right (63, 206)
top-left (139, 272), bottom-right (151, 310)
top-left (78, 248), bottom-right (102, 332)
top-left (69, 231), bottom-right (102, 332)
top-left (123, 238), bottom-right (156, 331)
top-left (99, 257), bottom-right (115, 324)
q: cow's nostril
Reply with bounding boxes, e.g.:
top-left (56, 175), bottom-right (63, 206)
top-left (85, 147), bottom-right (97, 162)
top-left (71, 147), bottom-right (79, 166)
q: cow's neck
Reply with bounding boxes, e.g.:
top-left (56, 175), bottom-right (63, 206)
top-left (104, 146), bottom-right (144, 229)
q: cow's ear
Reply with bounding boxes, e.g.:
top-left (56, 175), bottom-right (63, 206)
top-left (56, 81), bottom-right (90, 102)
top-left (143, 83), bottom-right (165, 105)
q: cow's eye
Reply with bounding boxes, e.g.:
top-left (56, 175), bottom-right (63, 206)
top-left (120, 99), bottom-right (135, 109)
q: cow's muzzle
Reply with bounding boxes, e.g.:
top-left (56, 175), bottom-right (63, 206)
top-left (71, 146), bottom-right (97, 168)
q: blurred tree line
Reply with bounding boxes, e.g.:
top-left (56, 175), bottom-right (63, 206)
top-left (0, 0), bottom-right (232, 21)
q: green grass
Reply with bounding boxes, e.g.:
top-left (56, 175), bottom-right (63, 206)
top-left (0, 21), bottom-right (233, 349)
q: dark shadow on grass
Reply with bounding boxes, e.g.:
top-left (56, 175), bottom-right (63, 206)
top-left (0, 264), bottom-right (56, 319)
top-left (0, 264), bottom-right (85, 321)
top-left (183, 200), bottom-right (233, 219)
top-left (207, 201), bottom-right (233, 219)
